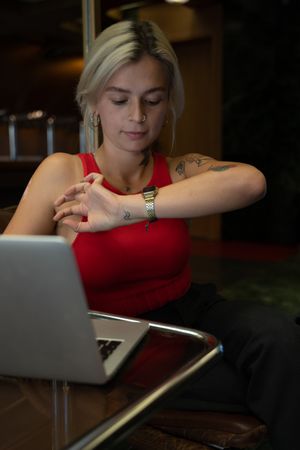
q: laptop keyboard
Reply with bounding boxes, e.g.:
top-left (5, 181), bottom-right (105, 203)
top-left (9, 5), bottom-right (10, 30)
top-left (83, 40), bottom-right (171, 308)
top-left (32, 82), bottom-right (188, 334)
top-left (96, 339), bottom-right (122, 361)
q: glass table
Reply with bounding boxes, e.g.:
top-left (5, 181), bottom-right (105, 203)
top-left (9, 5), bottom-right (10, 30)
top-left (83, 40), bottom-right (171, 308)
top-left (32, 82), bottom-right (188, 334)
top-left (0, 313), bottom-right (222, 450)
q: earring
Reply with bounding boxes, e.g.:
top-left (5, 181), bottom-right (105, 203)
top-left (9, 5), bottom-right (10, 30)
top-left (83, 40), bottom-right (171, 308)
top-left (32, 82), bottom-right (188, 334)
top-left (88, 112), bottom-right (100, 129)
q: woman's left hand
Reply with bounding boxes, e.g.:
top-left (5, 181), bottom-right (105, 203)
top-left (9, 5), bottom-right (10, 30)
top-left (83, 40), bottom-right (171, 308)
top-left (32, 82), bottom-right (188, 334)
top-left (53, 173), bottom-right (122, 232)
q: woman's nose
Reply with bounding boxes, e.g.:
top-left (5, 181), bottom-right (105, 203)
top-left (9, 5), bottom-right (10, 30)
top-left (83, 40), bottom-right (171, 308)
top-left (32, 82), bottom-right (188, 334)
top-left (128, 101), bottom-right (145, 123)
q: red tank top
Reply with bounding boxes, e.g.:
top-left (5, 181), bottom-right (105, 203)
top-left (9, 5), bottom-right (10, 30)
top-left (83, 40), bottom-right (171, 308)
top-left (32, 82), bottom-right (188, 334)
top-left (72, 152), bottom-right (191, 316)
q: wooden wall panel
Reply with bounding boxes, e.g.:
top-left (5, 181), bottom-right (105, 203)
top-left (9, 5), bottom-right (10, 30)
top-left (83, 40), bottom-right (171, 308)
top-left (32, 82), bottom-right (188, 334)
top-left (175, 39), bottom-right (221, 239)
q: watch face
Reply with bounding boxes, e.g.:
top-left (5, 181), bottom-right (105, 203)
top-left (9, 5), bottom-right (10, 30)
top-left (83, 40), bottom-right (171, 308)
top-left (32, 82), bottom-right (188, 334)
top-left (143, 185), bottom-right (156, 193)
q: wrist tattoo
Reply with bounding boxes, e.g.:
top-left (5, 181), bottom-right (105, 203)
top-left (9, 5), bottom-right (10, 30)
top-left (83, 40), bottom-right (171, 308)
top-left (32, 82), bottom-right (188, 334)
top-left (123, 210), bottom-right (131, 220)
top-left (208, 164), bottom-right (237, 172)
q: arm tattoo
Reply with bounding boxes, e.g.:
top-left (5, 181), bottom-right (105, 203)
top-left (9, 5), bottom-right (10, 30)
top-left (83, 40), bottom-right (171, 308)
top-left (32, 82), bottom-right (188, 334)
top-left (185, 155), bottom-right (213, 167)
top-left (208, 164), bottom-right (237, 172)
top-left (176, 155), bottom-right (213, 176)
top-left (123, 210), bottom-right (131, 220)
top-left (175, 160), bottom-right (185, 176)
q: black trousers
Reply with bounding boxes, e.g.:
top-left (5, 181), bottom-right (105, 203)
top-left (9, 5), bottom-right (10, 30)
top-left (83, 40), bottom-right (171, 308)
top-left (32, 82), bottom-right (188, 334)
top-left (139, 283), bottom-right (300, 450)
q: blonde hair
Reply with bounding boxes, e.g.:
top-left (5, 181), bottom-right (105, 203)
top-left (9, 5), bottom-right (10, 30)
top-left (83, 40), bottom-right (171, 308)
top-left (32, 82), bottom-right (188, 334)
top-left (76, 20), bottom-right (185, 152)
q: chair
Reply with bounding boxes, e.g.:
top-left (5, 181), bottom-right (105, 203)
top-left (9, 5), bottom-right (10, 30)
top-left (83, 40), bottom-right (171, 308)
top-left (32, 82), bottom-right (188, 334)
top-left (0, 205), bottom-right (16, 233)
top-left (128, 409), bottom-right (267, 449)
top-left (0, 206), bottom-right (268, 449)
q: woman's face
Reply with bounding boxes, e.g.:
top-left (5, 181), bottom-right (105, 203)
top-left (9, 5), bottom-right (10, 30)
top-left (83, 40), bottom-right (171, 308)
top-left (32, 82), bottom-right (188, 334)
top-left (95, 54), bottom-right (169, 154)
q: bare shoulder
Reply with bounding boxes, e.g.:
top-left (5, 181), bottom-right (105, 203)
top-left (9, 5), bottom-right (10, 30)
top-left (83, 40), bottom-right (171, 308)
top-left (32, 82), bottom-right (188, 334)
top-left (167, 152), bottom-right (216, 182)
top-left (4, 153), bottom-right (83, 235)
top-left (14, 152), bottom-right (83, 218)
top-left (24, 152), bottom-right (83, 202)
top-left (34, 152), bottom-right (82, 187)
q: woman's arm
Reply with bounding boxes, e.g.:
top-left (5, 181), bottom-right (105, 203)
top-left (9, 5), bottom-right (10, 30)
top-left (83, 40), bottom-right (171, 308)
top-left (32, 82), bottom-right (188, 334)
top-left (4, 153), bottom-right (81, 235)
top-left (157, 152), bottom-right (267, 217)
top-left (53, 153), bottom-right (266, 233)
top-left (123, 154), bottom-right (266, 221)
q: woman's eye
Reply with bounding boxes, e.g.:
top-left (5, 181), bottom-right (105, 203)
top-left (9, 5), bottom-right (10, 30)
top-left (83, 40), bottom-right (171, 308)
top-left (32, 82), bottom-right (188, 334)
top-left (145, 99), bottom-right (162, 106)
top-left (111, 99), bottom-right (127, 105)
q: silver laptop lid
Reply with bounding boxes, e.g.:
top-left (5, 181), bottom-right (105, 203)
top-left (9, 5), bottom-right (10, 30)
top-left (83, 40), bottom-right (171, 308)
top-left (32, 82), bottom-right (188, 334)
top-left (0, 235), bottom-right (147, 384)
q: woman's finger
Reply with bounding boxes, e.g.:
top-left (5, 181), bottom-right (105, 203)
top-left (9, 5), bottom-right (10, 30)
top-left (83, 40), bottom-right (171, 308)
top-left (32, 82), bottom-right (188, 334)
top-left (54, 174), bottom-right (103, 207)
top-left (60, 218), bottom-right (92, 233)
top-left (54, 182), bottom-right (89, 206)
top-left (84, 173), bottom-right (104, 184)
top-left (75, 221), bottom-right (92, 233)
top-left (64, 182), bottom-right (90, 196)
top-left (53, 204), bottom-right (84, 222)
top-left (54, 194), bottom-right (66, 207)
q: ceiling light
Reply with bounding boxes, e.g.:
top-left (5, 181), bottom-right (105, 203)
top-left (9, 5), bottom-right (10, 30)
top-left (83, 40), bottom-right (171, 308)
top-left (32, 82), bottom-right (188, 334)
top-left (165, 0), bottom-right (190, 4)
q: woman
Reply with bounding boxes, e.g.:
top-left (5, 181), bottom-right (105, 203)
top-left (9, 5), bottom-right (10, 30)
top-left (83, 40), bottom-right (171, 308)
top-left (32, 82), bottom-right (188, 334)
top-left (4, 21), bottom-right (299, 450)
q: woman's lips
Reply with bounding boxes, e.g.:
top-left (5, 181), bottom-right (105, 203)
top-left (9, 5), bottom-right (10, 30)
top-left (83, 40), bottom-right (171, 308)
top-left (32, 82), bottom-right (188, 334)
top-left (124, 131), bottom-right (146, 140)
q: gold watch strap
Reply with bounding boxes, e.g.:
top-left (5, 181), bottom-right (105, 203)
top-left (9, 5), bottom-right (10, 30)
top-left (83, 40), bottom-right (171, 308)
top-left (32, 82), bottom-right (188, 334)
top-left (142, 186), bottom-right (158, 223)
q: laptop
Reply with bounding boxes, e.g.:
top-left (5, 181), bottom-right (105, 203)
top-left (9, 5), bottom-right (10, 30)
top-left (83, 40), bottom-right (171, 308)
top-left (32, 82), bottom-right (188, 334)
top-left (0, 235), bottom-right (149, 385)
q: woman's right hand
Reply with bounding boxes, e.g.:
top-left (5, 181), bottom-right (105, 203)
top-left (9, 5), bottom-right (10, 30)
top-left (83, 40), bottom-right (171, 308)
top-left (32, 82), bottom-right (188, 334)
top-left (53, 173), bottom-right (123, 233)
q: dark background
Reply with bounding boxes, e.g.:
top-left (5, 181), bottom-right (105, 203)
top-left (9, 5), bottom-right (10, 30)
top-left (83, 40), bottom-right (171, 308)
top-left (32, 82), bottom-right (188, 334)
top-left (222, 0), bottom-right (300, 245)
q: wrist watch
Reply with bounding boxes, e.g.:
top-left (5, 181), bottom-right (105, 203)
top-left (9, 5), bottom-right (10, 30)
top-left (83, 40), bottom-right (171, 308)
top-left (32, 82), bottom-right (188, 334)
top-left (142, 185), bottom-right (159, 223)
